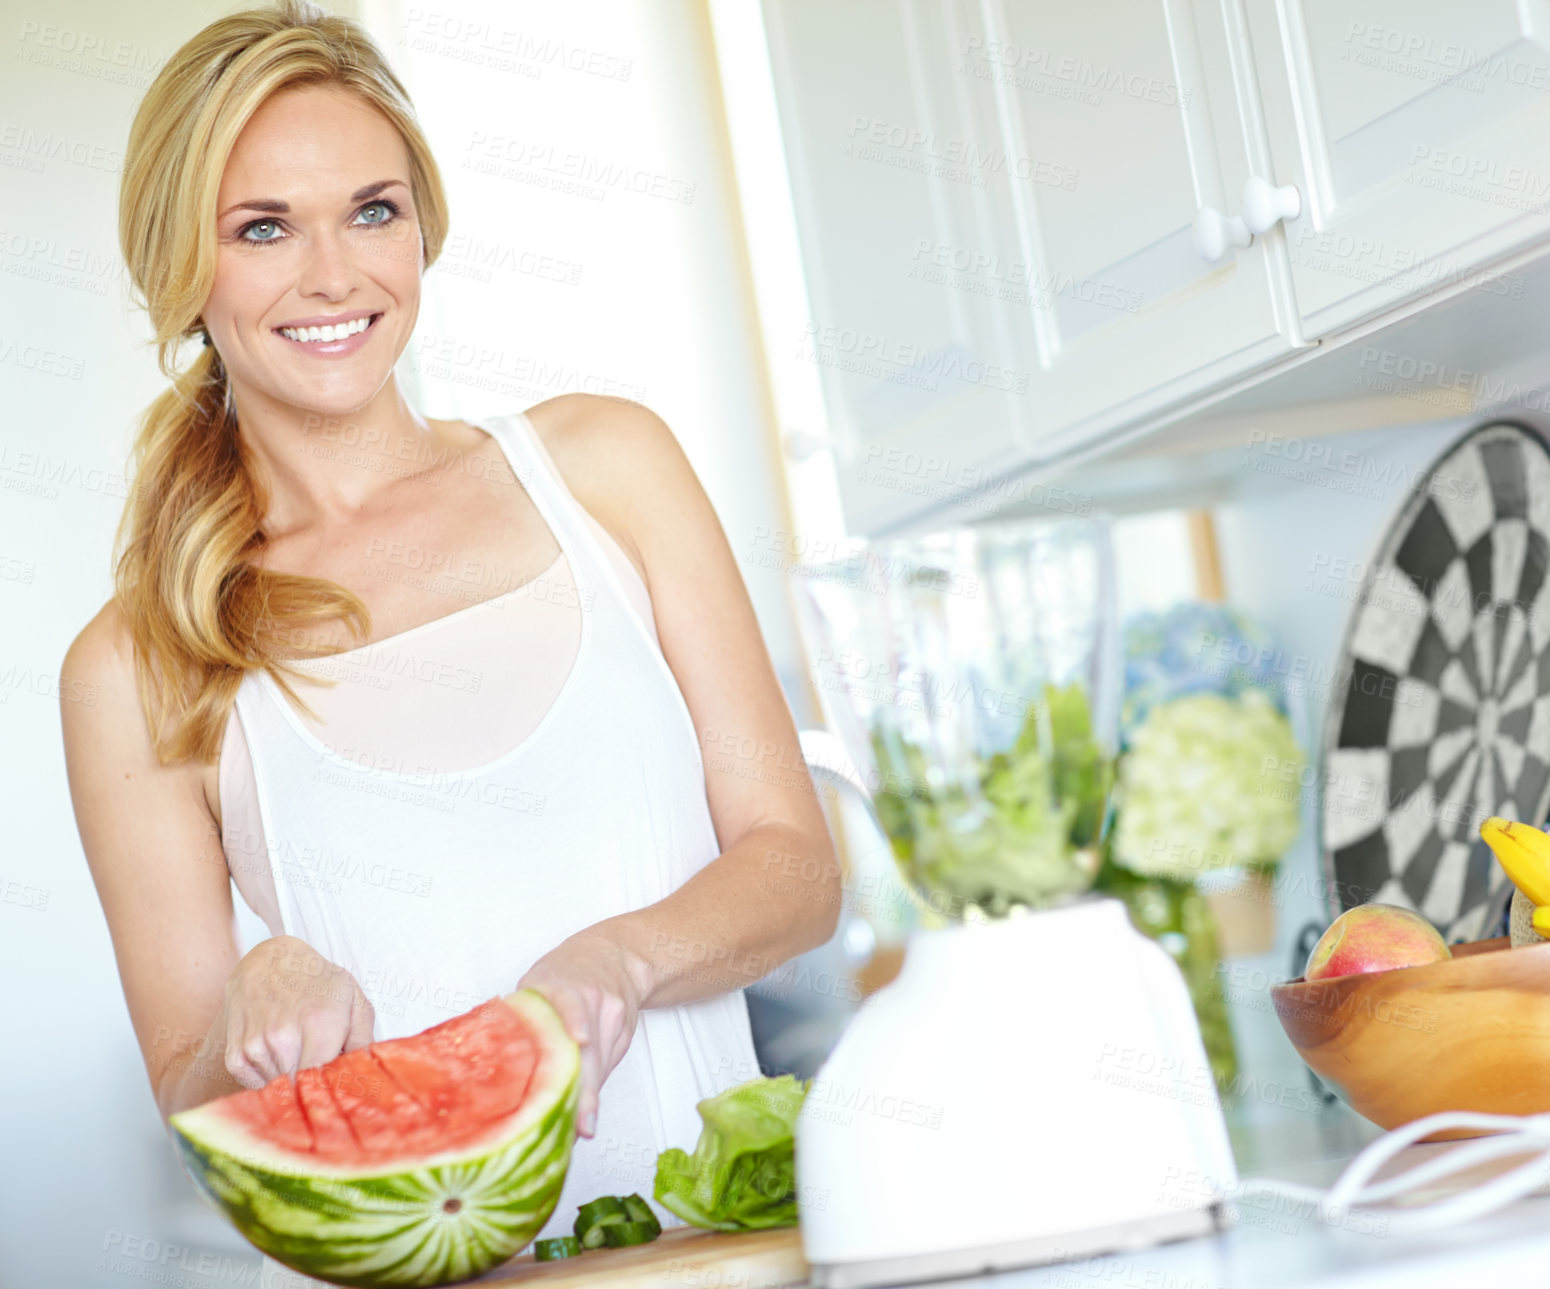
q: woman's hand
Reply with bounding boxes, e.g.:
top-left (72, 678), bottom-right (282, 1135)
top-left (517, 926), bottom-right (651, 1139)
top-left (223, 935), bottom-right (376, 1088)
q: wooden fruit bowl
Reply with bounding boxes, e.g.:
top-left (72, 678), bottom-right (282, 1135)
top-left (1271, 936), bottom-right (1550, 1141)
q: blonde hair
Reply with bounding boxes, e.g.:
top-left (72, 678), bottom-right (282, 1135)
top-left (113, 0), bottom-right (448, 766)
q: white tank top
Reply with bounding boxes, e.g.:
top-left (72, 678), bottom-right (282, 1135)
top-left (218, 429), bottom-right (661, 938)
top-left (222, 410), bottom-right (759, 1260)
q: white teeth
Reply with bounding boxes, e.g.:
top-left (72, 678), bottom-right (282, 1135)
top-left (279, 315), bottom-right (375, 343)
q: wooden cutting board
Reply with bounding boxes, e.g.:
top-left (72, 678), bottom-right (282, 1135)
top-left (473, 1225), bottom-right (810, 1289)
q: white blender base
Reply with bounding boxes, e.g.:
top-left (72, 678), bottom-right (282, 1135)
top-left (809, 1202), bottom-right (1231, 1289)
top-left (794, 902), bottom-right (1241, 1285)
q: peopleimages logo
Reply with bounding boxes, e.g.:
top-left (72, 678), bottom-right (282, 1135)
top-left (844, 115), bottom-right (1080, 190)
top-left (814, 647), bottom-right (1037, 718)
top-left (1189, 633), bottom-right (1423, 709)
top-left (959, 35), bottom-right (1194, 108)
top-left (908, 237), bottom-right (1143, 313)
top-left (1242, 427), bottom-right (1476, 502)
top-left (1356, 345), bottom-right (1550, 415)
top-left (800, 321), bottom-right (1030, 393)
top-left (857, 443), bottom-right (1092, 514)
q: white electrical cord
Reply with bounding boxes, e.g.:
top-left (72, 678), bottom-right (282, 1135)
top-left (1236, 1111), bottom-right (1550, 1233)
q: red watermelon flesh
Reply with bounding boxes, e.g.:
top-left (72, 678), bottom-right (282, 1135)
top-left (215, 997), bottom-right (540, 1166)
top-left (339, 1049), bottom-right (438, 1154)
top-left (294, 1064), bottom-right (363, 1156)
top-left (244, 1073), bottom-right (313, 1155)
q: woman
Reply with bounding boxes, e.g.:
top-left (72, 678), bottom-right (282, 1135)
top-left (58, 0), bottom-right (841, 1252)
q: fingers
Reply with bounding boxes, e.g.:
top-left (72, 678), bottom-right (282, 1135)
top-left (550, 994), bottom-right (600, 1138)
top-left (228, 1010), bottom-right (349, 1088)
top-left (297, 1004), bottom-right (351, 1072)
top-left (260, 1022), bottom-right (302, 1081)
top-left (510, 976), bottom-right (631, 1139)
top-left (602, 1010), bottom-right (637, 1079)
top-left (223, 950), bottom-right (377, 1090)
top-left (227, 1025), bottom-right (287, 1088)
top-left (343, 987), bottom-right (377, 1052)
top-left (582, 1005), bottom-right (639, 1136)
top-left (227, 1051), bottom-right (268, 1090)
top-left (223, 999), bottom-right (272, 1088)
top-left (575, 1040), bottom-right (600, 1138)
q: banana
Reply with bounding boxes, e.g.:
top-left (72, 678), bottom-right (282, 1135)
top-left (1479, 816), bottom-right (1550, 945)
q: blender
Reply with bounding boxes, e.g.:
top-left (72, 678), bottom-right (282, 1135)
top-left (790, 516), bottom-right (1238, 1288)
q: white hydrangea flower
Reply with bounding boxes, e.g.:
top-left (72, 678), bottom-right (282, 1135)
top-left (1112, 690), bottom-right (1303, 880)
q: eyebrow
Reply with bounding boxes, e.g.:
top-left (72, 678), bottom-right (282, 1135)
top-left (219, 178), bottom-right (408, 220)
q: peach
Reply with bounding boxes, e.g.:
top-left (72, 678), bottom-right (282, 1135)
top-left (1303, 903), bottom-right (1451, 981)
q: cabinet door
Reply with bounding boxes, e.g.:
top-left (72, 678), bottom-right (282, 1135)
top-left (982, 0), bottom-right (1297, 451)
top-left (765, 0), bottom-right (1296, 536)
top-left (764, 0), bottom-right (1040, 536)
top-left (1247, 0), bottom-right (1550, 338)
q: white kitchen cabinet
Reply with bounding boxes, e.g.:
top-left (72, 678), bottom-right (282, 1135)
top-left (741, 1), bottom-right (1550, 538)
top-left (977, 0), bottom-right (1299, 460)
top-left (762, 0), bottom-right (1042, 537)
top-left (1246, 0), bottom-right (1550, 338)
top-left (762, 0), bottom-right (1301, 535)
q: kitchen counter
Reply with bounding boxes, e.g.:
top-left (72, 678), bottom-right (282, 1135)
top-left (936, 1096), bottom-right (1550, 1289)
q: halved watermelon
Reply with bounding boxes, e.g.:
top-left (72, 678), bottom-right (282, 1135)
top-left (170, 988), bottom-right (580, 1288)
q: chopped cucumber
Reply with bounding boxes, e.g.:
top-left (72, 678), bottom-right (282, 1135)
top-left (600, 1220), bottom-right (659, 1248)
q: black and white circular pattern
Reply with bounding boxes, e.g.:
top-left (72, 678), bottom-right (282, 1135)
top-left (1321, 421), bottom-right (1550, 943)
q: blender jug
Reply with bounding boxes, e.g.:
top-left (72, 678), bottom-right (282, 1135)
top-left (788, 515), bottom-right (1238, 1288)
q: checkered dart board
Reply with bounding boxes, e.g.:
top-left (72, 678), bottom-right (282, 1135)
top-left (1320, 420), bottom-right (1550, 944)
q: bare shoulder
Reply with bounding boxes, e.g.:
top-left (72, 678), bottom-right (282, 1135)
top-left (59, 597), bottom-right (168, 782)
top-left (522, 394), bottom-right (709, 569)
top-left (59, 598), bottom-right (202, 788)
top-left (60, 598), bottom-right (137, 715)
top-left (525, 393), bottom-right (692, 490)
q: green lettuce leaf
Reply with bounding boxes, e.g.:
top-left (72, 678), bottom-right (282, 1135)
top-left (653, 1075), bottom-right (809, 1230)
top-left (870, 681), bottom-right (1112, 917)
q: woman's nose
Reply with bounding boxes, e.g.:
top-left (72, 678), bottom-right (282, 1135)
top-left (296, 229), bottom-right (360, 299)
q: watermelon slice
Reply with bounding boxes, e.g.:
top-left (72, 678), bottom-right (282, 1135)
top-left (170, 988), bottom-right (580, 1288)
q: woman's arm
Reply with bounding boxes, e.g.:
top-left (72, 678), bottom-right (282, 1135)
top-left (60, 603), bottom-right (250, 1119)
top-left (60, 604), bottom-right (376, 1120)
top-left (520, 394), bottom-right (843, 1131)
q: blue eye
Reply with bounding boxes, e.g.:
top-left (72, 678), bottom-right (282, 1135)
top-left (240, 219), bottom-right (284, 245)
top-left (238, 199), bottom-right (404, 246)
top-left (357, 199), bottom-right (401, 226)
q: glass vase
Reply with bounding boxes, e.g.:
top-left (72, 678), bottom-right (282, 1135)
top-left (1093, 854), bottom-right (1240, 1093)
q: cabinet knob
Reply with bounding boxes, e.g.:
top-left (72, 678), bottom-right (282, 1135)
top-left (1240, 176), bottom-right (1301, 234)
top-left (1193, 206), bottom-right (1251, 263)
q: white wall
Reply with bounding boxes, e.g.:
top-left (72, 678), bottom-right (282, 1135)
top-left (0, 1), bottom-right (804, 1284)
top-left (387, 0), bottom-right (804, 683)
top-left (2, 5), bottom-right (223, 1285)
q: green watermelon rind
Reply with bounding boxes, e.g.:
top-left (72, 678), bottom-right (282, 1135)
top-left (176, 1091), bottom-right (575, 1287)
top-left (169, 990), bottom-right (580, 1289)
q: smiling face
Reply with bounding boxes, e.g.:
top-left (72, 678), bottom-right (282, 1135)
top-left (204, 82), bottom-right (423, 419)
